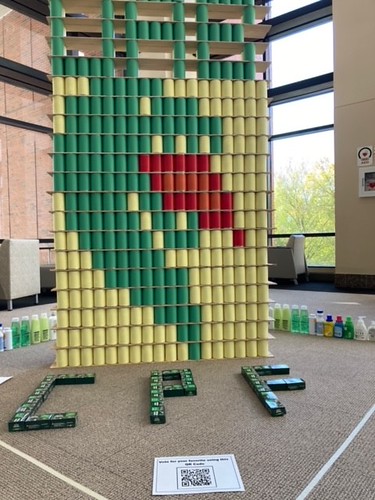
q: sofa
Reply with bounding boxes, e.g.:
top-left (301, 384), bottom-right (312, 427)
top-left (0, 239), bottom-right (41, 310)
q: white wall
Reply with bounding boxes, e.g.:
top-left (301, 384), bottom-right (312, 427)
top-left (334, 0), bottom-right (375, 278)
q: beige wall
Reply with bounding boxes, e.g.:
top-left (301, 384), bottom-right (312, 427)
top-left (334, 0), bottom-right (375, 278)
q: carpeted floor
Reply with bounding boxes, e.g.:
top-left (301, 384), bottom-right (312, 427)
top-left (0, 288), bottom-right (374, 500)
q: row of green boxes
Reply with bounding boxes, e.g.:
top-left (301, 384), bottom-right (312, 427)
top-left (150, 368), bottom-right (197, 423)
top-left (8, 373), bottom-right (95, 432)
top-left (241, 365), bottom-right (289, 417)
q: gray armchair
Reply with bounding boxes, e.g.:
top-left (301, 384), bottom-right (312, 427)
top-left (0, 239), bottom-right (41, 310)
top-left (268, 235), bottom-right (309, 285)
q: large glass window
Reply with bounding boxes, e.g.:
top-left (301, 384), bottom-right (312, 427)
top-left (270, 21), bottom-right (333, 88)
top-left (271, 130), bottom-right (335, 266)
top-left (269, 0), bottom-right (323, 18)
top-left (272, 92), bottom-right (334, 135)
top-left (268, 1), bottom-right (334, 268)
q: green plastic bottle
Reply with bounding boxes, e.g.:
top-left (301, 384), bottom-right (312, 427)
top-left (31, 314), bottom-right (41, 344)
top-left (343, 316), bottom-right (355, 340)
top-left (291, 305), bottom-right (300, 334)
top-left (273, 303), bottom-right (282, 330)
top-left (11, 317), bottom-right (21, 349)
top-left (40, 313), bottom-right (50, 342)
top-left (20, 316), bottom-right (31, 347)
top-left (282, 304), bottom-right (291, 331)
top-left (300, 305), bottom-right (310, 335)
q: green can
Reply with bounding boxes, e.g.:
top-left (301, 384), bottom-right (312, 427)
top-left (114, 77), bottom-right (126, 96)
top-left (187, 136), bottom-right (198, 154)
top-left (152, 212), bottom-right (164, 231)
top-left (151, 78), bottom-right (162, 96)
top-left (92, 250), bottom-right (104, 267)
top-left (50, 0), bottom-right (63, 17)
top-left (102, 19), bottom-right (113, 38)
top-left (163, 136), bottom-right (175, 154)
top-left (162, 22), bottom-right (173, 40)
top-left (244, 62), bottom-right (256, 80)
top-left (125, 1), bottom-right (137, 19)
top-left (127, 60), bottom-right (139, 78)
top-left (221, 61), bottom-right (233, 80)
top-left (127, 78), bottom-right (138, 96)
top-left (163, 116), bottom-right (174, 135)
top-left (197, 42), bottom-right (209, 61)
top-left (105, 270), bottom-right (117, 289)
top-left (51, 38), bottom-right (65, 57)
top-left (197, 61), bottom-right (209, 79)
top-left (137, 20), bottom-right (149, 40)
top-left (232, 24), bottom-right (244, 42)
top-left (127, 40), bottom-right (138, 59)
top-left (174, 61), bottom-right (185, 79)
top-left (150, 21), bottom-right (161, 40)
top-left (209, 23), bottom-right (220, 42)
top-left (210, 61), bottom-right (221, 79)
top-left (52, 58), bottom-right (64, 76)
top-left (102, 0), bottom-right (114, 18)
top-left (187, 116), bottom-right (198, 135)
top-left (243, 5), bottom-right (256, 24)
top-left (196, 5), bottom-right (208, 23)
top-left (90, 58), bottom-right (102, 77)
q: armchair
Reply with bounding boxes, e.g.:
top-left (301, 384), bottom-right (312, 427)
top-left (0, 239), bottom-right (41, 310)
top-left (268, 235), bottom-right (309, 285)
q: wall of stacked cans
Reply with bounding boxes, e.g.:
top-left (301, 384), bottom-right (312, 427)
top-left (50, 0), bottom-right (271, 367)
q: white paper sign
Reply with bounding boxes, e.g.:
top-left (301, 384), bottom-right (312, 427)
top-left (357, 146), bottom-right (373, 166)
top-left (0, 376), bottom-right (12, 385)
top-left (152, 454), bottom-right (244, 495)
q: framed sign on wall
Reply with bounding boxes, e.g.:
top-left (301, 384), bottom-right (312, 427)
top-left (359, 166), bottom-right (375, 197)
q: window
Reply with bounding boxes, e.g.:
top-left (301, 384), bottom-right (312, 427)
top-left (271, 130), bottom-right (335, 266)
top-left (269, 0), bottom-right (323, 18)
top-left (272, 92), bottom-right (333, 135)
top-left (270, 21), bottom-right (333, 88)
top-left (268, 2), bottom-right (334, 267)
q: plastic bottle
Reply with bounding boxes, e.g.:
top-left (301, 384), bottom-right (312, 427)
top-left (20, 315), bottom-right (31, 347)
top-left (315, 310), bottom-right (325, 336)
top-left (268, 305), bottom-right (275, 330)
top-left (3, 327), bottom-right (13, 350)
top-left (274, 303), bottom-right (282, 330)
top-left (323, 314), bottom-right (334, 337)
top-left (300, 305), bottom-right (309, 335)
top-left (282, 304), bottom-right (291, 331)
top-left (0, 324), bottom-right (4, 352)
top-left (11, 317), bottom-right (21, 349)
top-left (40, 313), bottom-right (50, 342)
top-left (309, 313), bottom-right (316, 335)
top-left (49, 311), bottom-right (57, 341)
top-left (291, 305), bottom-right (300, 334)
top-left (333, 315), bottom-right (344, 338)
top-left (354, 316), bottom-right (368, 341)
top-left (343, 316), bottom-right (355, 340)
top-left (31, 314), bottom-right (41, 344)
top-left (367, 321), bottom-right (375, 341)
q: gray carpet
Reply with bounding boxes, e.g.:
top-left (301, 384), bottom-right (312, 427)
top-left (0, 288), bottom-right (374, 500)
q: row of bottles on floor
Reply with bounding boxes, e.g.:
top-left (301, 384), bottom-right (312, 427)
top-left (269, 303), bottom-right (375, 341)
top-left (0, 312), bottom-right (57, 352)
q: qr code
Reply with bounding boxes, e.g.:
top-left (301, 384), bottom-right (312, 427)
top-left (177, 466), bottom-right (216, 489)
